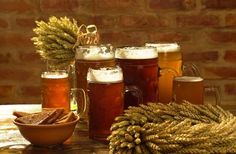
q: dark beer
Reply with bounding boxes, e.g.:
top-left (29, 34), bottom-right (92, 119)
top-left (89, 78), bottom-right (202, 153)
top-left (75, 45), bottom-right (116, 120)
top-left (115, 47), bottom-right (159, 108)
top-left (87, 67), bottom-right (124, 141)
top-left (41, 71), bottom-right (70, 112)
top-left (146, 43), bottom-right (182, 104)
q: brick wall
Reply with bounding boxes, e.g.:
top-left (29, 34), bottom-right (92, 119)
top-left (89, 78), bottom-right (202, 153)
top-left (0, 0), bottom-right (235, 109)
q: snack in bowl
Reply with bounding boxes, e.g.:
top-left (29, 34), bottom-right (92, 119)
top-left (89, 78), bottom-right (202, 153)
top-left (13, 108), bottom-right (79, 146)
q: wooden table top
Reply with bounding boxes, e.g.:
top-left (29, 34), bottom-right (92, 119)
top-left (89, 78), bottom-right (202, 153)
top-left (0, 104), bottom-right (109, 154)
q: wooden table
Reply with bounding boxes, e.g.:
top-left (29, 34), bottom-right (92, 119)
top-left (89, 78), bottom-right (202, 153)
top-left (0, 104), bottom-right (109, 154)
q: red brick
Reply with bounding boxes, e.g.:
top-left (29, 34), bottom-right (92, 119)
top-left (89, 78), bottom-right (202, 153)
top-left (204, 67), bottom-right (236, 78)
top-left (94, 0), bottom-right (144, 13)
top-left (225, 83), bottom-right (236, 95)
top-left (183, 51), bottom-right (219, 61)
top-left (149, 32), bottom-right (190, 42)
top-left (0, 52), bottom-right (11, 64)
top-left (15, 17), bottom-right (36, 28)
top-left (40, 0), bottom-right (80, 12)
top-left (20, 86), bottom-right (41, 97)
top-left (0, 68), bottom-right (32, 81)
top-left (94, 15), bottom-right (119, 29)
top-left (0, 85), bottom-right (14, 98)
top-left (119, 15), bottom-right (169, 29)
top-left (224, 50), bottom-right (236, 63)
top-left (100, 31), bottom-right (147, 46)
top-left (18, 52), bottom-right (41, 63)
top-left (177, 15), bottom-right (220, 27)
top-left (0, 0), bottom-right (36, 13)
top-left (209, 31), bottom-right (236, 43)
top-left (0, 33), bottom-right (32, 47)
top-left (149, 0), bottom-right (196, 10)
top-left (0, 18), bottom-right (8, 28)
top-left (203, 0), bottom-right (236, 9)
top-left (225, 14), bottom-right (236, 27)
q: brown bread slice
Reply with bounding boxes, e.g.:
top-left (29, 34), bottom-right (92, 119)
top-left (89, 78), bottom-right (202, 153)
top-left (13, 111), bottom-right (31, 118)
top-left (55, 112), bottom-right (75, 124)
top-left (15, 110), bottom-right (57, 125)
top-left (46, 108), bottom-right (64, 124)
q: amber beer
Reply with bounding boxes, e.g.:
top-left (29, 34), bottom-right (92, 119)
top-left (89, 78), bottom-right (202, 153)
top-left (75, 45), bottom-right (116, 120)
top-left (87, 67), bottom-right (124, 142)
top-left (41, 71), bottom-right (70, 112)
top-left (146, 43), bottom-right (182, 104)
top-left (173, 76), bottom-right (204, 105)
top-left (115, 47), bottom-right (159, 108)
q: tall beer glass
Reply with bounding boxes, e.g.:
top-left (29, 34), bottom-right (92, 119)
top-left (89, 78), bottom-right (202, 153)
top-left (75, 45), bottom-right (116, 122)
top-left (115, 47), bottom-right (158, 108)
top-left (172, 76), bottom-right (221, 105)
top-left (146, 43), bottom-right (182, 103)
top-left (87, 67), bottom-right (133, 142)
top-left (41, 70), bottom-right (70, 112)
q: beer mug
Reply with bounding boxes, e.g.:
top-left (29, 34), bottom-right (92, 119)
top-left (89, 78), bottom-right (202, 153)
top-left (146, 43), bottom-right (181, 104)
top-left (41, 70), bottom-right (87, 113)
top-left (87, 66), bottom-right (142, 142)
top-left (172, 76), bottom-right (221, 105)
top-left (115, 46), bottom-right (158, 107)
top-left (146, 43), bottom-right (202, 104)
top-left (75, 44), bottom-right (116, 122)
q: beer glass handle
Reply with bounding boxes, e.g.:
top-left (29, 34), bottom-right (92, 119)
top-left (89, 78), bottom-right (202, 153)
top-left (204, 85), bottom-right (221, 106)
top-left (125, 86), bottom-right (143, 105)
top-left (70, 88), bottom-right (87, 116)
top-left (159, 67), bottom-right (179, 77)
top-left (182, 63), bottom-right (201, 77)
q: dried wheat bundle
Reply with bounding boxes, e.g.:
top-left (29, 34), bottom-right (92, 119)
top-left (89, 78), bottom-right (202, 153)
top-left (108, 101), bottom-right (236, 154)
top-left (31, 16), bottom-right (99, 68)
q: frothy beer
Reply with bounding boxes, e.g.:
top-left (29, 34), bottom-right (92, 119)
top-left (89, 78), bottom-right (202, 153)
top-left (115, 47), bottom-right (158, 59)
top-left (75, 45), bottom-right (114, 60)
top-left (115, 47), bottom-right (159, 108)
top-left (41, 71), bottom-right (70, 112)
top-left (87, 67), bottom-right (124, 141)
top-left (146, 43), bottom-right (182, 104)
top-left (173, 76), bottom-right (204, 105)
top-left (75, 45), bottom-right (116, 122)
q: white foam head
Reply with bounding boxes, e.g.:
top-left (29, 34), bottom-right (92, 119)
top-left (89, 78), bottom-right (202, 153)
top-left (75, 45), bottom-right (114, 60)
top-left (87, 67), bottom-right (123, 83)
top-left (41, 71), bottom-right (68, 79)
top-left (174, 76), bottom-right (203, 82)
top-left (145, 43), bottom-right (180, 53)
top-left (115, 47), bottom-right (158, 59)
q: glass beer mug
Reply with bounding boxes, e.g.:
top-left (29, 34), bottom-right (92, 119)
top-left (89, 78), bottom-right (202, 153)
top-left (115, 46), bottom-right (158, 108)
top-left (74, 45), bottom-right (116, 122)
top-left (41, 70), bottom-right (87, 113)
top-left (172, 76), bottom-right (221, 105)
top-left (146, 43), bottom-right (182, 104)
top-left (87, 66), bottom-right (142, 142)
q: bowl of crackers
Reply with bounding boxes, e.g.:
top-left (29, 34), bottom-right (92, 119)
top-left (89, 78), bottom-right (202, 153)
top-left (13, 108), bottom-right (79, 146)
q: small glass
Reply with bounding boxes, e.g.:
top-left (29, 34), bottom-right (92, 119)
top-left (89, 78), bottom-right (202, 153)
top-left (172, 76), bottom-right (221, 105)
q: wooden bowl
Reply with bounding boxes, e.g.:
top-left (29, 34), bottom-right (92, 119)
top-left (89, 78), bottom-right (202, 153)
top-left (13, 116), bottom-right (79, 146)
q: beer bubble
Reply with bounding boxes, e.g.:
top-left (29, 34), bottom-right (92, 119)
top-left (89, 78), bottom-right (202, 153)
top-left (75, 45), bottom-right (114, 60)
top-left (41, 71), bottom-right (68, 79)
top-left (174, 76), bottom-right (203, 82)
top-left (146, 43), bottom-right (180, 53)
top-left (87, 67), bottom-right (123, 83)
top-left (115, 47), bottom-right (158, 59)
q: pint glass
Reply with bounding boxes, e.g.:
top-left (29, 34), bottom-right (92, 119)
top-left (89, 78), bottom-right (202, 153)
top-left (87, 66), bottom-right (142, 142)
top-left (146, 43), bottom-right (182, 104)
top-left (172, 76), bottom-right (221, 105)
top-left (41, 70), bottom-right (70, 112)
top-left (115, 47), bottom-right (159, 108)
top-left (75, 45), bottom-right (116, 121)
